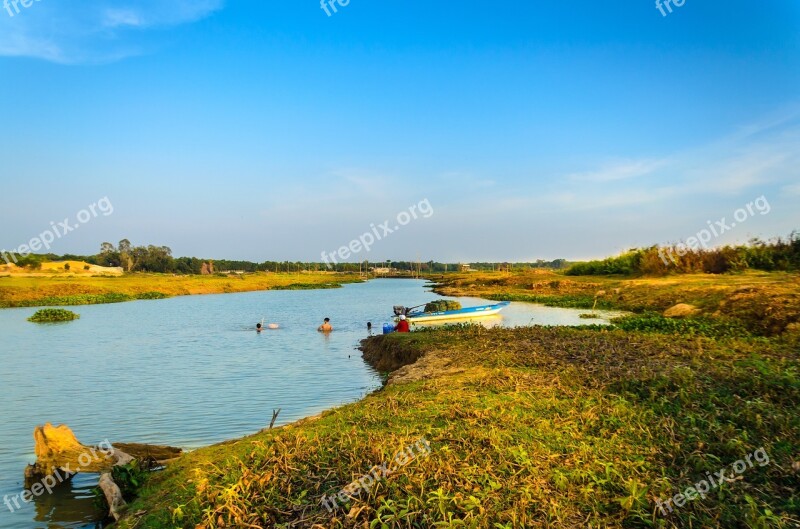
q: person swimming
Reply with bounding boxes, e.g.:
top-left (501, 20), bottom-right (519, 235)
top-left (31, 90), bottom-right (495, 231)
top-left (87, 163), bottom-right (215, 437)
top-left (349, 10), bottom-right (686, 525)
top-left (257, 322), bottom-right (280, 331)
top-left (318, 318), bottom-right (333, 332)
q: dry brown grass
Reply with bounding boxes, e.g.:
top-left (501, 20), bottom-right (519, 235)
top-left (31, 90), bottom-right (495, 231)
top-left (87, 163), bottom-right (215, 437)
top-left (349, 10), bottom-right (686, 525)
top-left (431, 270), bottom-right (800, 336)
top-left (0, 272), bottom-right (362, 308)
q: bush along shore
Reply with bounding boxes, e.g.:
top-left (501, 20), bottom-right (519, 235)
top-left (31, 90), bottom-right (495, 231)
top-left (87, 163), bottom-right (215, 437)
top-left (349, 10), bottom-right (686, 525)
top-left (117, 320), bottom-right (799, 528)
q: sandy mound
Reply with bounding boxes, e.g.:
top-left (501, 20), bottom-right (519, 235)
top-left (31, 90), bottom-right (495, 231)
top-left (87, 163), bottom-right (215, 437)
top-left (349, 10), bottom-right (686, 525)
top-left (663, 303), bottom-right (700, 318)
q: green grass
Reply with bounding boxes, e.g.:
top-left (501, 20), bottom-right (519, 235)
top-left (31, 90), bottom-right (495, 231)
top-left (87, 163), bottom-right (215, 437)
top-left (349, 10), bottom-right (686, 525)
top-left (135, 292), bottom-right (170, 300)
top-left (3, 292), bottom-right (168, 307)
top-left (270, 283), bottom-right (345, 290)
top-left (28, 308), bottom-right (80, 322)
top-left (483, 292), bottom-right (616, 310)
top-left (611, 313), bottom-right (754, 339)
top-left (119, 326), bottom-right (799, 528)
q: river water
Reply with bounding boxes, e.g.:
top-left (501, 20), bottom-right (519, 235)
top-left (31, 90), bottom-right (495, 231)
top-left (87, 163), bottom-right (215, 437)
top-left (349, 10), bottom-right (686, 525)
top-left (0, 279), bottom-right (622, 528)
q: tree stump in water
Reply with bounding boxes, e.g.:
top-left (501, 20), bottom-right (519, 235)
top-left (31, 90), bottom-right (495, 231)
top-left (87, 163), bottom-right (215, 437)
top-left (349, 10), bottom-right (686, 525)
top-left (27, 423), bottom-right (127, 478)
top-left (25, 423), bottom-right (183, 521)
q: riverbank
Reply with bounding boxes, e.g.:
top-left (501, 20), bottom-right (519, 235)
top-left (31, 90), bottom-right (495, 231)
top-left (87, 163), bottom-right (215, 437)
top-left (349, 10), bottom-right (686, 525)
top-left (115, 271), bottom-right (800, 528)
top-left (429, 269), bottom-right (800, 337)
top-left (0, 272), bottom-right (363, 308)
top-left (119, 324), bottom-right (798, 528)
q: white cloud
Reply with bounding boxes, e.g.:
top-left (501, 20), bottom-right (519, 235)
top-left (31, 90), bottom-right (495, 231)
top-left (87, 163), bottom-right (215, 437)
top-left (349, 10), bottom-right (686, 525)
top-left (103, 9), bottom-right (144, 28)
top-left (566, 158), bottom-right (666, 183)
top-left (0, 0), bottom-right (224, 63)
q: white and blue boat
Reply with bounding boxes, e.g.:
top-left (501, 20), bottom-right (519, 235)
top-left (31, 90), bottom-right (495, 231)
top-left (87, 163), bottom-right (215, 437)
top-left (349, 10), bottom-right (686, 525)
top-left (394, 301), bottom-right (511, 323)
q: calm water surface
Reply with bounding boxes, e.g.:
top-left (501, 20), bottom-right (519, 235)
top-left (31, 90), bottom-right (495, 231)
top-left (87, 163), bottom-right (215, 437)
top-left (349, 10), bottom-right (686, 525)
top-left (0, 279), bottom-right (623, 528)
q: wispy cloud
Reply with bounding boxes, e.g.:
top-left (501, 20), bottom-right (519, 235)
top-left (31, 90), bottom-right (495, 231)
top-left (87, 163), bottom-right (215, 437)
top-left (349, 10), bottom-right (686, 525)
top-left (783, 183), bottom-right (800, 196)
top-left (524, 106), bottom-right (800, 212)
top-left (566, 158), bottom-right (666, 183)
top-left (0, 0), bottom-right (224, 63)
top-left (103, 9), bottom-right (144, 29)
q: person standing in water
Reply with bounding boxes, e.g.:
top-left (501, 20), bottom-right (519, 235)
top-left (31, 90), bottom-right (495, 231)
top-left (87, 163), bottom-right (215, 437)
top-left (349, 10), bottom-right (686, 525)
top-left (256, 323), bottom-right (263, 333)
top-left (318, 318), bottom-right (333, 332)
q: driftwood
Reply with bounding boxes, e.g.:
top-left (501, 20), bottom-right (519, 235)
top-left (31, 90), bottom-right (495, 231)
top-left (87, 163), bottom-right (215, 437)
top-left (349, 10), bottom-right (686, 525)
top-left (269, 408), bottom-right (282, 429)
top-left (99, 472), bottom-right (127, 521)
top-left (25, 423), bottom-right (182, 521)
top-left (108, 442), bottom-right (183, 463)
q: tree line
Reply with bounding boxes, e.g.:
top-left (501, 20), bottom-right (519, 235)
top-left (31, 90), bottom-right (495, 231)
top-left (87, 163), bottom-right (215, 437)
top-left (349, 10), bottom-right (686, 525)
top-left (7, 239), bottom-right (572, 275)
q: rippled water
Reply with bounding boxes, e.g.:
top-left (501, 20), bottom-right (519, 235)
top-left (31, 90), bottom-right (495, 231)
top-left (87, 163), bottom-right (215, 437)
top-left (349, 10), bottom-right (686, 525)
top-left (0, 279), bottom-right (623, 528)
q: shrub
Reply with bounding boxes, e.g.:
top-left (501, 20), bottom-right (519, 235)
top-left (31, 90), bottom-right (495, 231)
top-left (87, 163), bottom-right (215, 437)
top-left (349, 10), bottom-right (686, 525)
top-left (111, 460), bottom-right (151, 501)
top-left (566, 232), bottom-right (800, 276)
top-left (28, 309), bottom-right (80, 323)
top-left (94, 459), bottom-right (155, 511)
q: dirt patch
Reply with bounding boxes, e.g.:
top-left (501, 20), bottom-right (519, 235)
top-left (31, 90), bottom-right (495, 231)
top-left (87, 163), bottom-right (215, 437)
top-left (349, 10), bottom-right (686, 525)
top-left (360, 335), bottom-right (427, 373)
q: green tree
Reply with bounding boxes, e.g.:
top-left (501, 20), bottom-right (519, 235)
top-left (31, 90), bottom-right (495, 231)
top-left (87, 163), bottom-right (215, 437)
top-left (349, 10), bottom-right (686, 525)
top-left (118, 239), bottom-right (133, 271)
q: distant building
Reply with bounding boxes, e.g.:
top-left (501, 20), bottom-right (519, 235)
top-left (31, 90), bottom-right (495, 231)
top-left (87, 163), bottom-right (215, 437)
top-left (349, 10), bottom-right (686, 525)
top-left (460, 264), bottom-right (472, 272)
top-left (371, 267), bottom-right (393, 275)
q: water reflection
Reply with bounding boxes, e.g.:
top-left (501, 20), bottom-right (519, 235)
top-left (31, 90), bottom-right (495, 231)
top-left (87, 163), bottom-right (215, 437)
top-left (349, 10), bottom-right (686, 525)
top-left (31, 474), bottom-right (105, 529)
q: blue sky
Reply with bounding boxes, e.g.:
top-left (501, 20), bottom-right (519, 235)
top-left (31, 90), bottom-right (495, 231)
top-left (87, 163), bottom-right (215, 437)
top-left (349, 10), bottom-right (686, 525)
top-left (0, 1), bottom-right (798, 262)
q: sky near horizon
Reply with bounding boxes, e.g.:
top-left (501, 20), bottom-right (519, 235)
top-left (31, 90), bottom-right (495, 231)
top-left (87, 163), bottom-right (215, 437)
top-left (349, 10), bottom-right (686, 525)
top-left (0, 1), bottom-right (799, 263)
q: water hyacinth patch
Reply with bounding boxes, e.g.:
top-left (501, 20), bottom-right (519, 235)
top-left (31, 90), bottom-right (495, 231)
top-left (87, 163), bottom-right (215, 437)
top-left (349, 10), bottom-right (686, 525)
top-left (28, 308), bottom-right (80, 323)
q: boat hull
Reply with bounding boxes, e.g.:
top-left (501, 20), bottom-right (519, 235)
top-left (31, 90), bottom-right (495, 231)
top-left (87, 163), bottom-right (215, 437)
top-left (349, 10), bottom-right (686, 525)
top-left (406, 301), bottom-right (510, 323)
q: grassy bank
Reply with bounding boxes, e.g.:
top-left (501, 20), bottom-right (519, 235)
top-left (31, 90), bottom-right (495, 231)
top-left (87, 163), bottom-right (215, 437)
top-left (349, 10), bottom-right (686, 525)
top-left (103, 270), bottom-right (799, 527)
top-left (0, 272), bottom-right (362, 308)
top-left (429, 270), bottom-right (800, 336)
top-left (119, 325), bottom-right (799, 528)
